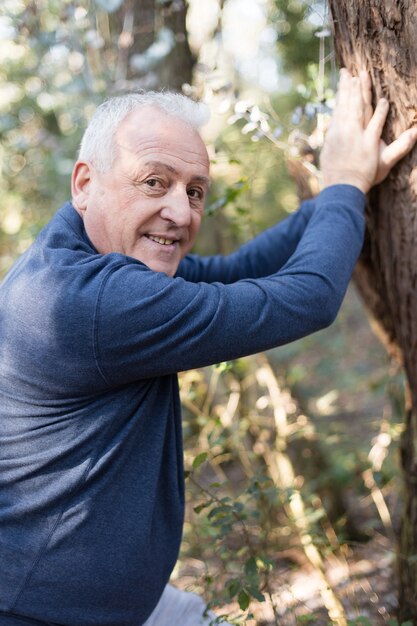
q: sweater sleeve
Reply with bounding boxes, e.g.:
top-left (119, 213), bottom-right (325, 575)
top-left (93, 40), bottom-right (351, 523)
top-left (176, 197), bottom-right (317, 283)
top-left (95, 185), bottom-right (365, 386)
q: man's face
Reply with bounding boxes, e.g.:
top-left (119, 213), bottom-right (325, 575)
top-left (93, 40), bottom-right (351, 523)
top-left (72, 106), bottom-right (210, 276)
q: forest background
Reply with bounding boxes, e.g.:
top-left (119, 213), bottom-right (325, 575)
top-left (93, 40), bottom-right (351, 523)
top-left (0, 1), bottom-right (409, 624)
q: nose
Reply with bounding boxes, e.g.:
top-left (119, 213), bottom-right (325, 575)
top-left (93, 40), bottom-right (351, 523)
top-left (160, 185), bottom-right (191, 228)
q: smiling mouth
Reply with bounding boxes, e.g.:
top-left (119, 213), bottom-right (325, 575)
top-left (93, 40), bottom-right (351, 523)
top-left (146, 235), bottom-right (178, 246)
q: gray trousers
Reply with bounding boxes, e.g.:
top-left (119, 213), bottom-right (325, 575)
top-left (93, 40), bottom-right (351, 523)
top-left (143, 585), bottom-right (233, 626)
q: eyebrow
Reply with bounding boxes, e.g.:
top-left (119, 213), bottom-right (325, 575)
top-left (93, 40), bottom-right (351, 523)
top-left (143, 160), bottom-right (211, 188)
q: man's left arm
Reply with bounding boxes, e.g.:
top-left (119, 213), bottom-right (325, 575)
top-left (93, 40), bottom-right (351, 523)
top-left (178, 69), bottom-right (417, 285)
top-left (176, 197), bottom-right (317, 283)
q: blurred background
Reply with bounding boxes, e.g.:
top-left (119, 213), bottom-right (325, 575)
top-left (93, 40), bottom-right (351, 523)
top-left (0, 1), bottom-right (404, 624)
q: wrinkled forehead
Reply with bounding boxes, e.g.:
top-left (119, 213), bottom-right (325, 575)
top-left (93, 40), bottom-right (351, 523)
top-left (115, 105), bottom-right (210, 169)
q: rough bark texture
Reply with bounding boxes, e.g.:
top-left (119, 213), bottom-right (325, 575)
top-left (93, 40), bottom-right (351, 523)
top-left (328, 1), bottom-right (417, 620)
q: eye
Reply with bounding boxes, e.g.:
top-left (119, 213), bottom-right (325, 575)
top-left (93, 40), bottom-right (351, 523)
top-left (145, 178), bottom-right (163, 188)
top-left (187, 187), bottom-right (204, 200)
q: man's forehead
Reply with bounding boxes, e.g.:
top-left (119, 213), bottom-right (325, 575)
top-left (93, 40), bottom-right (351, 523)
top-left (115, 109), bottom-right (210, 173)
top-left (118, 105), bottom-right (201, 140)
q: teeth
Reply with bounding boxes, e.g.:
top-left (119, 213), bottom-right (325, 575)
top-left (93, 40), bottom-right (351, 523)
top-left (148, 235), bottom-right (175, 245)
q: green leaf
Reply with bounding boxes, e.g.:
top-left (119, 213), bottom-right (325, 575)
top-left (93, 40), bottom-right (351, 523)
top-left (256, 556), bottom-right (274, 570)
top-left (207, 505), bottom-right (232, 519)
top-left (247, 586), bottom-right (265, 602)
top-left (192, 452), bottom-right (208, 470)
top-left (244, 556), bottom-right (258, 578)
top-left (226, 578), bottom-right (240, 598)
top-left (193, 500), bottom-right (212, 514)
top-left (238, 589), bottom-right (250, 611)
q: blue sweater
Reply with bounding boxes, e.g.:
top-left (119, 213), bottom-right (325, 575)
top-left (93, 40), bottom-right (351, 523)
top-left (0, 185), bottom-right (365, 626)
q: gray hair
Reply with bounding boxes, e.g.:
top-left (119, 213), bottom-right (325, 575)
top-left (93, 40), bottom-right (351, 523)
top-left (78, 91), bottom-right (210, 172)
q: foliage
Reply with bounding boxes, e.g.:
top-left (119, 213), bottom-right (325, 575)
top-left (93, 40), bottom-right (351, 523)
top-left (271, 0), bottom-right (326, 79)
top-left (0, 2), bottom-right (99, 270)
top-left (179, 309), bottom-right (401, 623)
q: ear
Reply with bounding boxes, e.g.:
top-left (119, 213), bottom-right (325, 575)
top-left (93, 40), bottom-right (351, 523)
top-left (71, 161), bottom-right (92, 215)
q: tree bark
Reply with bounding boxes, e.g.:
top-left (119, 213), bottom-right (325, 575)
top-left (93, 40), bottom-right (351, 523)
top-left (327, 1), bottom-right (417, 620)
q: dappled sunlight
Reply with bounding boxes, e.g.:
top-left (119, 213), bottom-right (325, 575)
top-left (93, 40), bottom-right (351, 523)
top-left (315, 389), bottom-right (340, 416)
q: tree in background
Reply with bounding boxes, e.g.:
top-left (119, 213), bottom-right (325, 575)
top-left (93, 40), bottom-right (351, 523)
top-left (111, 0), bottom-right (194, 90)
top-left (328, 0), bottom-right (417, 620)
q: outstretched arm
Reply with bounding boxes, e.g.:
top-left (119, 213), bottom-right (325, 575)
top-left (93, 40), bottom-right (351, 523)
top-left (176, 197), bottom-right (318, 283)
top-left (95, 71), bottom-right (417, 383)
top-left (178, 70), bottom-right (417, 284)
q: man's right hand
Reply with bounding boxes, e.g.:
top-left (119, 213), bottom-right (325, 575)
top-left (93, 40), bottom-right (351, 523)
top-left (320, 68), bottom-right (417, 194)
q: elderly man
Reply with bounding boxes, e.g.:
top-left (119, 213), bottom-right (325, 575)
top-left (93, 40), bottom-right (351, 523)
top-left (0, 70), bottom-right (415, 626)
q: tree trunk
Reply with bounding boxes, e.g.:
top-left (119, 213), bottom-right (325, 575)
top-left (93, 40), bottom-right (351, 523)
top-left (327, 1), bottom-right (417, 620)
top-left (115, 0), bottom-right (194, 91)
